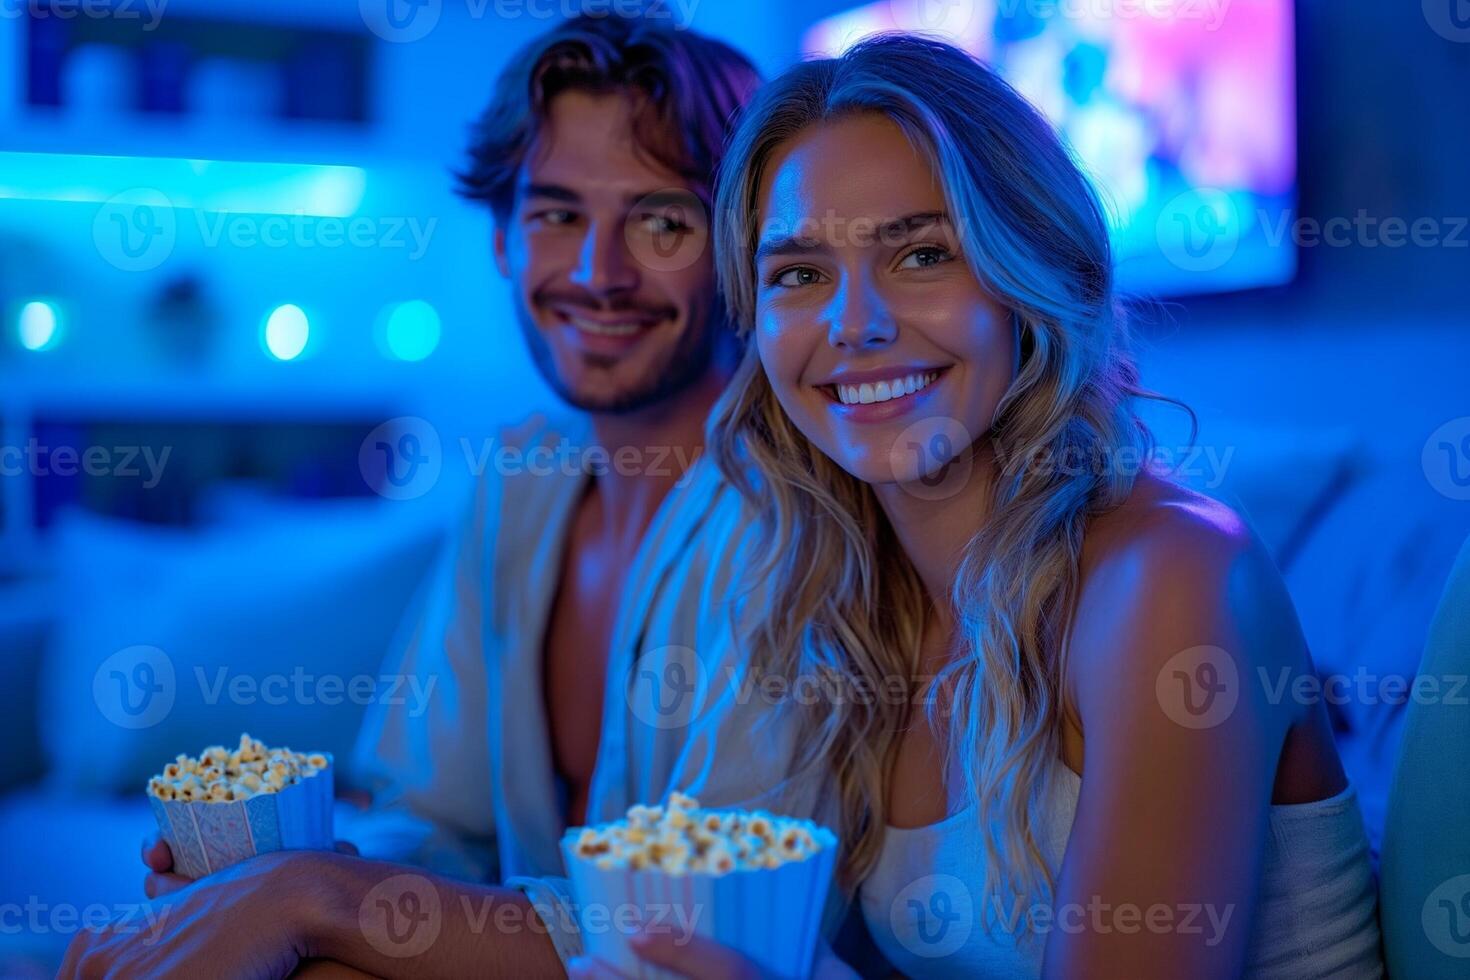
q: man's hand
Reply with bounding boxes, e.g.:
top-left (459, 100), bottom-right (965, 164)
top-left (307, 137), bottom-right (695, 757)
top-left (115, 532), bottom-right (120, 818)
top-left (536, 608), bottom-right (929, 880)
top-left (141, 835), bottom-right (359, 899)
top-left (63, 849), bottom-right (325, 979)
top-left (568, 931), bottom-right (858, 980)
top-left (103, 847), bottom-right (563, 979)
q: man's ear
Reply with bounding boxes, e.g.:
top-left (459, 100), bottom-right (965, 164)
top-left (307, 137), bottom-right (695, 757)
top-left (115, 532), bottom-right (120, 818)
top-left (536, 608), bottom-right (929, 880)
top-left (492, 225), bottom-right (511, 279)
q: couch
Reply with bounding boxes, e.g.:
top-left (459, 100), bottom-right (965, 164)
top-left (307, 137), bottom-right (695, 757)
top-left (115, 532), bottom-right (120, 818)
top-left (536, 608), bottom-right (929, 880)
top-left (2, 418), bottom-right (1466, 975)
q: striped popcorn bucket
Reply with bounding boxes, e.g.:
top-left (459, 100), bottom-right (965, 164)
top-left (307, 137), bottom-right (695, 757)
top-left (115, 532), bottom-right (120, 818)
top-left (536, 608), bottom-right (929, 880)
top-left (148, 755), bottom-right (335, 879)
top-left (561, 816), bottom-right (838, 980)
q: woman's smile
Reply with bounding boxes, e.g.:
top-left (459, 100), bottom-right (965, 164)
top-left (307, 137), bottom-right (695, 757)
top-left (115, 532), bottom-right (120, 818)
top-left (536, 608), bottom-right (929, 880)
top-left (814, 365), bottom-right (953, 422)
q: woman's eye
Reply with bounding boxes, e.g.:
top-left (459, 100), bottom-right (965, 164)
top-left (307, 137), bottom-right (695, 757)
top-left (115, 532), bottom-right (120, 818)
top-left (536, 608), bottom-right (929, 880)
top-left (769, 266), bottom-right (825, 288)
top-left (898, 245), bottom-right (953, 269)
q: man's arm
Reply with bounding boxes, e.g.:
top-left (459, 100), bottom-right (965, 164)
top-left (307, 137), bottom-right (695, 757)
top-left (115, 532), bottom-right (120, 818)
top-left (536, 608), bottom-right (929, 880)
top-left (68, 850), bottom-right (567, 979)
top-left (306, 852), bottom-right (565, 978)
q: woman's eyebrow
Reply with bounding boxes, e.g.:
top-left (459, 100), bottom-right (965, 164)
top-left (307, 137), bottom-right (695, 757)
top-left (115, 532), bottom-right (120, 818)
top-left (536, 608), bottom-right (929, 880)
top-left (875, 211), bottom-right (948, 240)
top-left (754, 233), bottom-right (826, 262)
top-left (754, 211), bottom-right (951, 261)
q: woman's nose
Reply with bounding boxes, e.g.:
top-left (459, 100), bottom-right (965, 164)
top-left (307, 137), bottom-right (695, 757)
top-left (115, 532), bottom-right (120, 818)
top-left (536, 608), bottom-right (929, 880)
top-left (825, 279), bottom-right (897, 351)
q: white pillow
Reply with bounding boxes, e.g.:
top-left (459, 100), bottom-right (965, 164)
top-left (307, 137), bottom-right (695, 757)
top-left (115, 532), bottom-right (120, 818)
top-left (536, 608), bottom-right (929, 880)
top-left (39, 500), bottom-right (444, 796)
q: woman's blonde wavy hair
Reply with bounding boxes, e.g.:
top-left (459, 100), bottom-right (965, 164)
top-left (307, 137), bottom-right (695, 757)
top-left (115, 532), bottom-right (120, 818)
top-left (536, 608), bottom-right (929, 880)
top-left (708, 34), bottom-right (1177, 914)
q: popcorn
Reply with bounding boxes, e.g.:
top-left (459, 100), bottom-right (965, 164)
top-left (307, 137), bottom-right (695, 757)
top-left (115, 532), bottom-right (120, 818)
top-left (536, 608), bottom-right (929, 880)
top-left (561, 795), bottom-right (840, 979)
top-left (146, 733), bottom-right (329, 804)
top-left (568, 795), bottom-right (829, 875)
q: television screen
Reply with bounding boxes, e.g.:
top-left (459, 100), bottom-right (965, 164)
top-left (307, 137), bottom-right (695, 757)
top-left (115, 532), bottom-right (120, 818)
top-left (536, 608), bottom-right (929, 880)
top-left (801, 0), bottom-right (1297, 296)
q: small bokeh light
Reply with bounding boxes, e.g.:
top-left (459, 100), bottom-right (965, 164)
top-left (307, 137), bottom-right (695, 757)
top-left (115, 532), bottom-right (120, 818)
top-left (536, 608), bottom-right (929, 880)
top-left (381, 299), bottom-right (441, 362)
top-left (262, 303), bottom-right (310, 361)
top-left (17, 299), bottom-right (62, 351)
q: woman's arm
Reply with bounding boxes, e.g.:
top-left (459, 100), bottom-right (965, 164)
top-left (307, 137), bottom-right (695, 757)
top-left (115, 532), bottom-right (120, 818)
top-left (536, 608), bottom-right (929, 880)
top-left (1044, 501), bottom-right (1304, 979)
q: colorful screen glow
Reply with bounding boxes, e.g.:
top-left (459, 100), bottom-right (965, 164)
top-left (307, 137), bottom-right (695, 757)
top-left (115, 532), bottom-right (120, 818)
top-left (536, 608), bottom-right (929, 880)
top-left (802, 0), bottom-right (1297, 295)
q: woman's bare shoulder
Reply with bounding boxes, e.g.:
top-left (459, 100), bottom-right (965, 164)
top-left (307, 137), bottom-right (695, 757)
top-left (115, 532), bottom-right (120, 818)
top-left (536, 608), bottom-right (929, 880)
top-left (1081, 470), bottom-right (1255, 575)
top-left (1067, 470), bottom-right (1306, 719)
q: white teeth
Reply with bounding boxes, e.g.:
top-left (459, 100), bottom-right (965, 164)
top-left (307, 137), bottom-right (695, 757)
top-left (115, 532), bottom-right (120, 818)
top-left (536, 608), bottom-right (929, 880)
top-left (834, 371), bottom-right (938, 406)
top-left (566, 313), bottom-right (646, 336)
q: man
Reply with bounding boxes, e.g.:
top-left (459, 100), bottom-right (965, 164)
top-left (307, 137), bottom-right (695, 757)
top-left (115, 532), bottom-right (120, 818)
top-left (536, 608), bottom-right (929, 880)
top-left (63, 14), bottom-right (799, 977)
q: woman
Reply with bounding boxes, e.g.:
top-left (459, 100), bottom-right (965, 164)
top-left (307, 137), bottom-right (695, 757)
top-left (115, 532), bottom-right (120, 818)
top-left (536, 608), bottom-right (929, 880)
top-left (577, 33), bottom-right (1383, 979)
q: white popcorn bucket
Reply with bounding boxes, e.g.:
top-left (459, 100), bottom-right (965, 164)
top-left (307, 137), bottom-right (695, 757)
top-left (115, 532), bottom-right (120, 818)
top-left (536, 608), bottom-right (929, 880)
top-left (561, 815), bottom-right (838, 980)
top-left (147, 755), bottom-right (335, 879)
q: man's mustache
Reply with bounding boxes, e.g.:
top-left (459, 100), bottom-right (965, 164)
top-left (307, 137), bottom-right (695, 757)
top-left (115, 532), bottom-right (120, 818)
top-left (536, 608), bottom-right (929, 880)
top-left (534, 289), bottom-right (675, 321)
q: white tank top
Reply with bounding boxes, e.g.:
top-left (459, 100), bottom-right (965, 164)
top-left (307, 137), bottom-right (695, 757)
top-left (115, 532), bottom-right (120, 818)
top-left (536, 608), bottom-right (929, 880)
top-left (860, 767), bottom-right (1383, 978)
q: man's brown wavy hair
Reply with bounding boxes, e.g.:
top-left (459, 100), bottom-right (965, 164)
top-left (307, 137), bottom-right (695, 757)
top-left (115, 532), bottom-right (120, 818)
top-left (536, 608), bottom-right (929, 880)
top-left (456, 12), bottom-right (761, 221)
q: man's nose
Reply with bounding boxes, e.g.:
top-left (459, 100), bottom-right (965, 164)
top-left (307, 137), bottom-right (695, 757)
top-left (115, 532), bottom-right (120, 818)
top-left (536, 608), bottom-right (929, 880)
top-left (570, 220), bottom-right (640, 296)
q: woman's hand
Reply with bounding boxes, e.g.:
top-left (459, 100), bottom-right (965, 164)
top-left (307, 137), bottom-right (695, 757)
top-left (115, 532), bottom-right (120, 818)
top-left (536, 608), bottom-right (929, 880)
top-left (567, 930), bottom-right (858, 979)
top-left (64, 848), bottom-right (331, 979)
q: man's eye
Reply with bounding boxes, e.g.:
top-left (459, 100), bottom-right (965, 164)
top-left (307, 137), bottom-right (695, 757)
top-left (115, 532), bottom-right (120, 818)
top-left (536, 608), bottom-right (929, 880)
top-left (637, 213), bottom-right (692, 235)
top-left (532, 209), bottom-right (576, 226)
top-left (769, 266), bottom-right (824, 288)
top-left (898, 245), bottom-right (953, 269)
